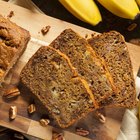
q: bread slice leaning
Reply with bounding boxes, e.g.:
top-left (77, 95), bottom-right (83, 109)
top-left (88, 31), bottom-right (137, 108)
top-left (50, 29), bottom-right (117, 105)
top-left (20, 46), bottom-right (97, 128)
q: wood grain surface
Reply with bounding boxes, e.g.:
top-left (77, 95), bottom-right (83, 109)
top-left (0, 1), bottom-right (140, 140)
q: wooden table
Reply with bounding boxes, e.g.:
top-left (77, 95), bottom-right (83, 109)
top-left (0, 1), bottom-right (140, 140)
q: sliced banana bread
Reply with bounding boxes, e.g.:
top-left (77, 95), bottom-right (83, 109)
top-left (20, 46), bottom-right (97, 128)
top-left (0, 15), bottom-right (30, 85)
top-left (88, 31), bottom-right (137, 108)
top-left (50, 29), bottom-right (117, 104)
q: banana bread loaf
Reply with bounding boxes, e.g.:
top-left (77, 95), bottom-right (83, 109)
top-left (20, 46), bottom-right (97, 128)
top-left (50, 29), bottom-right (117, 104)
top-left (0, 14), bottom-right (30, 85)
top-left (88, 31), bottom-right (137, 108)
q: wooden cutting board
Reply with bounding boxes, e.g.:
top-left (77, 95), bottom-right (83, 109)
top-left (0, 1), bottom-right (140, 140)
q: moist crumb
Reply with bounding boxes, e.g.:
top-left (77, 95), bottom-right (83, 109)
top-left (7, 11), bottom-right (14, 18)
top-left (41, 25), bottom-right (51, 35)
top-left (88, 31), bottom-right (137, 108)
top-left (20, 46), bottom-right (96, 128)
top-left (50, 29), bottom-right (115, 104)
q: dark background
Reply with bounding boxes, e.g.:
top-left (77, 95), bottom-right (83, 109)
top-left (32, 0), bottom-right (140, 42)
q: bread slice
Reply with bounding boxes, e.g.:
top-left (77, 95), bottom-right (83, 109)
top-left (88, 31), bottom-right (137, 108)
top-left (0, 15), bottom-right (30, 85)
top-left (50, 29), bottom-right (117, 104)
top-left (20, 46), bottom-right (97, 128)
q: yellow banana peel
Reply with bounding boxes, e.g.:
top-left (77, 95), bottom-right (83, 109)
top-left (97, 0), bottom-right (140, 19)
top-left (136, 0), bottom-right (140, 7)
top-left (59, 0), bottom-right (102, 26)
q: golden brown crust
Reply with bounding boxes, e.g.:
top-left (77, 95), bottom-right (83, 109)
top-left (49, 46), bottom-right (98, 108)
top-left (0, 14), bottom-right (30, 85)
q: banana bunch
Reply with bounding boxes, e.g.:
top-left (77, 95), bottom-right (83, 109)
top-left (98, 0), bottom-right (140, 20)
top-left (59, 0), bottom-right (102, 26)
top-left (59, 0), bottom-right (140, 26)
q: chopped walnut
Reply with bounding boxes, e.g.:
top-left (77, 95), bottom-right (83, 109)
top-left (52, 132), bottom-right (65, 140)
top-left (127, 23), bottom-right (137, 31)
top-left (7, 11), bottom-right (14, 18)
top-left (41, 25), bottom-right (51, 35)
top-left (76, 128), bottom-right (89, 136)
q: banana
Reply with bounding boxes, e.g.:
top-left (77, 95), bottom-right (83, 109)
top-left (136, 0), bottom-right (140, 7)
top-left (97, 0), bottom-right (140, 19)
top-left (59, 0), bottom-right (102, 26)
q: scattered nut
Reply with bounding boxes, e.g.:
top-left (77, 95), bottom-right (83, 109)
top-left (94, 111), bottom-right (106, 123)
top-left (98, 113), bottom-right (106, 123)
top-left (76, 128), bottom-right (89, 136)
top-left (39, 119), bottom-right (50, 127)
top-left (9, 106), bottom-right (17, 120)
top-left (7, 11), bottom-right (14, 18)
top-left (3, 87), bottom-right (20, 99)
top-left (27, 104), bottom-right (36, 114)
top-left (52, 132), bottom-right (65, 140)
top-left (127, 23), bottom-right (137, 31)
top-left (41, 25), bottom-right (51, 35)
top-left (14, 133), bottom-right (24, 140)
top-left (85, 34), bottom-right (88, 38)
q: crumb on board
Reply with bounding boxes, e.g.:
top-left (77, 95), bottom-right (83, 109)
top-left (85, 34), bottom-right (88, 38)
top-left (41, 25), bottom-right (51, 35)
top-left (7, 11), bottom-right (14, 18)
